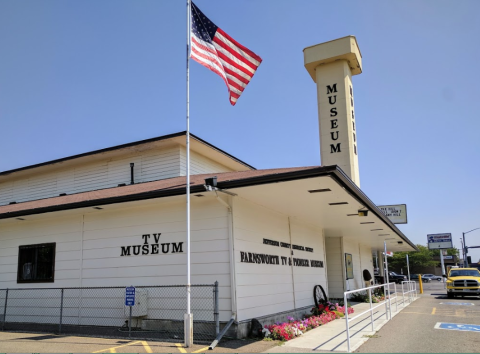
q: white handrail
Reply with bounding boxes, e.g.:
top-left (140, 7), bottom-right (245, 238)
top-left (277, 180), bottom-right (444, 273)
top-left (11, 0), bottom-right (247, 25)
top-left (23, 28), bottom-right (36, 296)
top-left (343, 281), bottom-right (415, 352)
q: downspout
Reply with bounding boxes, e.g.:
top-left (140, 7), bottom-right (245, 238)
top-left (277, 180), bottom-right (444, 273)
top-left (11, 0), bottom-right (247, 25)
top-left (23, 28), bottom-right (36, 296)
top-left (288, 217), bottom-right (297, 314)
top-left (206, 188), bottom-right (238, 316)
top-left (206, 187), bottom-right (238, 349)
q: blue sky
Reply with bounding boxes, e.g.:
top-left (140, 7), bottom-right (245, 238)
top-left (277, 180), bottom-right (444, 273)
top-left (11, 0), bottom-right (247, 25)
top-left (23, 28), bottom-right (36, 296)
top-left (1, 0), bottom-right (479, 262)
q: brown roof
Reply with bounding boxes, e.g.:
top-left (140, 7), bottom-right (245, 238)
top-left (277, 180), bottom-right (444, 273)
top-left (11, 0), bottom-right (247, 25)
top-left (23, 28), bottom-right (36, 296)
top-left (0, 166), bottom-right (319, 219)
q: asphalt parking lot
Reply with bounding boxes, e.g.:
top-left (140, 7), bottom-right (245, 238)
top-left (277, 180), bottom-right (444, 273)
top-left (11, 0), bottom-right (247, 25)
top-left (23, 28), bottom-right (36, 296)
top-left (356, 281), bottom-right (480, 353)
top-left (0, 331), bottom-right (280, 353)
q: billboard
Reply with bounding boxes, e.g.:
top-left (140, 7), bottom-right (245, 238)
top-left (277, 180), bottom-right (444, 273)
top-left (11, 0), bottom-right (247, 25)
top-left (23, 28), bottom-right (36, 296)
top-left (428, 233), bottom-right (453, 250)
top-left (378, 204), bottom-right (407, 224)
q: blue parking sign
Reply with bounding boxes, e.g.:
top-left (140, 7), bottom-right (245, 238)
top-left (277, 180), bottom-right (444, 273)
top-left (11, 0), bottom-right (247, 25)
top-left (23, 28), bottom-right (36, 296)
top-left (125, 286), bottom-right (135, 306)
top-left (435, 322), bottom-right (480, 332)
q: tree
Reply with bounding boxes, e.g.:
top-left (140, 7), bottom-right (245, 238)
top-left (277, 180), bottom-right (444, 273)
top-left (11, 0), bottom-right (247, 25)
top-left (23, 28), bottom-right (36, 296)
top-left (387, 244), bottom-right (459, 273)
top-left (388, 245), bottom-right (438, 273)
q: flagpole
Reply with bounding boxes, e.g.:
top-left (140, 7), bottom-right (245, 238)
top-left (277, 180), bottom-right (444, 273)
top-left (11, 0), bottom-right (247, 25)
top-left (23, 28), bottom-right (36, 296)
top-left (185, 0), bottom-right (193, 347)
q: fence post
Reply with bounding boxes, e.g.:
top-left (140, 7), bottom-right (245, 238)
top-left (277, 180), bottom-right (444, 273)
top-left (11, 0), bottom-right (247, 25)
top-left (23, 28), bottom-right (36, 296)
top-left (214, 281), bottom-right (219, 336)
top-left (2, 289), bottom-right (8, 331)
top-left (383, 284), bottom-right (388, 320)
top-left (394, 283), bottom-right (398, 313)
top-left (59, 288), bottom-right (64, 334)
top-left (344, 292), bottom-right (350, 353)
top-left (388, 283), bottom-right (392, 319)
top-left (368, 287), bottom-right (374, 332)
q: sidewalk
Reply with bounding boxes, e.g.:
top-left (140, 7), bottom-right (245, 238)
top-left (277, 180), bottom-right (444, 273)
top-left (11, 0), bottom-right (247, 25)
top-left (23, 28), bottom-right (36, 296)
top-left (263, 294), bottom-right (418, 353)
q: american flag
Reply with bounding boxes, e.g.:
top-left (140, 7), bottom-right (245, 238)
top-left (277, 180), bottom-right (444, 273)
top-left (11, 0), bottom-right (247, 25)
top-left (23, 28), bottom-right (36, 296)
top-left (190, 2), bottom-right (262, 106)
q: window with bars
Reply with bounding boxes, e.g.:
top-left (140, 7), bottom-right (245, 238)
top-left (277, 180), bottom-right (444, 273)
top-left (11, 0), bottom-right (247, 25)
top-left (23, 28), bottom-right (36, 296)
top-left (17, 243), bottom-right (56, 283)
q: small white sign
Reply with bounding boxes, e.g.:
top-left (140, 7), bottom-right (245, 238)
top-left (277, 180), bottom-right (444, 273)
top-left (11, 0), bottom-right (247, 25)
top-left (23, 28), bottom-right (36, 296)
top-left (428, 233), bottom-right (453, 250)
top-left (378, 204), bottom-right (407, 224)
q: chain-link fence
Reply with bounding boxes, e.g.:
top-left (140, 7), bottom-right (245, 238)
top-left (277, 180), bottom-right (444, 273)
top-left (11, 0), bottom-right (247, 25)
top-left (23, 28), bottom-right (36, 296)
top-left (0, 283), bottom-right (219, 343)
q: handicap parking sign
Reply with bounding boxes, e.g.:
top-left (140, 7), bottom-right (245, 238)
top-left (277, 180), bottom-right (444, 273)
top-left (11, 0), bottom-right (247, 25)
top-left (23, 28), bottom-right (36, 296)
top-left (435, 322), bottom-right (480, 332)
top-left (125, 286), bottom-right (135, 306)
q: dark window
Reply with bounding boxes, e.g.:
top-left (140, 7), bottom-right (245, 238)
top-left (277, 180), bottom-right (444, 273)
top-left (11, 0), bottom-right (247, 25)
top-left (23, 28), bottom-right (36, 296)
top-left (17, 243), bottom-right (55, 283)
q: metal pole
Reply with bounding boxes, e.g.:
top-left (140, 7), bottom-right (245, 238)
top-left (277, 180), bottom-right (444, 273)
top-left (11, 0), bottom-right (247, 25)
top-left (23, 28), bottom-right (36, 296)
top-left (406, 254), bottom-right (410, 281)
top-left (368, 288), bottom-right (374, 332)
top-left (383, 284), bottom-right (388, 321)
top-left (344, 292), bottom-right (350, 353)
top-left (463, 232), bottom-right (468, 267)
top-left (2, 289), bottom-right (8, 331)
top-left (394, 283), bottom-right (398, 313)
top-left (185, 0), bottom-right (193, 348)
top-left (129, 306), bottom-right (132, 338)
top-left (440, 251), bottom-right (446, 289)
top-left (384, 242), bottom-right (391, 319)
top-left (59, 288), bottom-right (64, 334)
top-left (460, 237), bottom-right (465, 266)
top-left (214, 281), bottom-right (219, 336)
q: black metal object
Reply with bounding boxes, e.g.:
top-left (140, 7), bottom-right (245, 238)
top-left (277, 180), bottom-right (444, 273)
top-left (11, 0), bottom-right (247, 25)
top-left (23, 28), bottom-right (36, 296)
top-left (130, 163), bottom-right (135, 185)
top-left (313, 284), bottom-right (327, 308)
top-left (204, 176), bottom-right (217, 188)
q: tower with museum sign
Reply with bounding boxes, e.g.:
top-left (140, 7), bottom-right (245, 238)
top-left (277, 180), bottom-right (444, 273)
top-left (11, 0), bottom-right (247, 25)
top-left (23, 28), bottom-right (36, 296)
top-left (304, 36), bottom-right (362, 187)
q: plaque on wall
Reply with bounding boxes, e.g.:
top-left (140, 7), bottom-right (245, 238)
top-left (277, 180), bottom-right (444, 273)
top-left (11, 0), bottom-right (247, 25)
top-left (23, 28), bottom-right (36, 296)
top-left (345, 253), bottom-right (354, 280)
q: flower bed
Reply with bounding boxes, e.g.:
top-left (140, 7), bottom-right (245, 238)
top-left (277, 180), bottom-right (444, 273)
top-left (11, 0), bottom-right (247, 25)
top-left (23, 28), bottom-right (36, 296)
top-left (262, 302), bottom-right (354, 341)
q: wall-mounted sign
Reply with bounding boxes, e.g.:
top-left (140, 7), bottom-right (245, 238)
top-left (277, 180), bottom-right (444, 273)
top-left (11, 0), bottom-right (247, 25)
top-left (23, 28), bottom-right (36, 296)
top-left (345, 253), bottom-right (354, 279)
top-left (120, 233), bottom-right (184, 256)
top-left (427, 233), bottom-right (453, 250)
top-left (378, 204), bottom-right (407, 224)
top-left (262, 238), bottom-right (313, 253)
top-left (240, 251), bottom-right (323, 268)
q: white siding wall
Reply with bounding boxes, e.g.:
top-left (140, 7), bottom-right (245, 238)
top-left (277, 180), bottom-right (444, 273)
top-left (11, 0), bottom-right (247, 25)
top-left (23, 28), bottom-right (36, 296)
top-left (343, 239), bottom-right (363, 291)
top-left (289, 220), bottom-right (327, 309)
top-left (0, 197), bottom-right (233, 322)
top-left (180, 148), bottom-right (234, 175)
top-left (233, 198), bottom-right (326, 322)
top-left (325, 237), bottom-right (345, 298)
top-left (359, 244), bottom-right (374, 284)
top-left (0, 215), bottom-right (83, 288)
top-left (0, 145), bottom-right (236, 206)
top-left (0, 147), bottom-right (181, 206)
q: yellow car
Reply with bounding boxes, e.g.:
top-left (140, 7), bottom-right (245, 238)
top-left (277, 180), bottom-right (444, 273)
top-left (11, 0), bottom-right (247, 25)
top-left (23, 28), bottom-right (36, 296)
top-left (446, 268), bottom-right (480, 298)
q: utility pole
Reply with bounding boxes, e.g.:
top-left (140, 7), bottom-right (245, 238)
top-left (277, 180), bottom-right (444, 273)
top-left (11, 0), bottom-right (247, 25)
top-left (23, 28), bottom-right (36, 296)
top-left (460, 238), bottom-right (464, 266)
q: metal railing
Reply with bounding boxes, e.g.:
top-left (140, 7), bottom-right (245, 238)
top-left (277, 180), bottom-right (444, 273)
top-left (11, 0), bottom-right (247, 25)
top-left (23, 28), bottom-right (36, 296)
top-left (401, 281), bottom-right (417, 306)
top-left (0, 283), bottom-right (219, 342)
top-left (343, 282), bottom-right (417, 352)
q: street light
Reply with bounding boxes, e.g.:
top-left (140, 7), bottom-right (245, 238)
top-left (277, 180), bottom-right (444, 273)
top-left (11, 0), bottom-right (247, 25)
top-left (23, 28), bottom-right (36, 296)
top-left (463, 227), bottom-right (480, 267)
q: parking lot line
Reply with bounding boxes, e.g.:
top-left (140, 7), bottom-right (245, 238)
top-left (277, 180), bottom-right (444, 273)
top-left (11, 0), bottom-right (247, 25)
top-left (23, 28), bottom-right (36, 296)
top-left (432, 307), bottom-right (436, 315)
top-left (93, 340), bottom-right (143, 353)
top-left (141, 341), bottom-right (153, 353)
top-left (192, 346), bottom-right (210, 353)
top-left (175, 343), bottom-right (187, 353)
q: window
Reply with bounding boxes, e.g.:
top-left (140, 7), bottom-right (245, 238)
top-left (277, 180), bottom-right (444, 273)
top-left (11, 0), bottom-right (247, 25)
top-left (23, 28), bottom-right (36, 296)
top-left (17, 243), bottom-right (56, 283)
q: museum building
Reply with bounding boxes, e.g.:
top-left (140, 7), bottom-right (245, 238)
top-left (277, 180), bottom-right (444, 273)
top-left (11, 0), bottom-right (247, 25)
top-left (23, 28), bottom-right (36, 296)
top-left (0, 36), bottom-right (417, 336)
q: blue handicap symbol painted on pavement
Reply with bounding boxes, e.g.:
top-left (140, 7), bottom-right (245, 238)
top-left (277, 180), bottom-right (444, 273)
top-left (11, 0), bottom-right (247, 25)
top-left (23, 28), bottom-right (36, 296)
top-left (440, 302), bottom-right (474, 306)
top-left (435, 322), bottom-right (480, 332)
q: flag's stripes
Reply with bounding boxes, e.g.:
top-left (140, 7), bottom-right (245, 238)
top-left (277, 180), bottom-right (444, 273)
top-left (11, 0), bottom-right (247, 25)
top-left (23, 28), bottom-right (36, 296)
top-left (214, 29), bottom-right (261, 68)
top-left (190, 2), bottom-right (262, 106)
top-left (191, 37), bottom-right (227, 81)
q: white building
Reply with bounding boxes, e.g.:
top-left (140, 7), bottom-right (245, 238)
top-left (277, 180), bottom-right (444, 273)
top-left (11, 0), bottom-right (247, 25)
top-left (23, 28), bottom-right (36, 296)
top-left (0, 36), bottom-right (416, 337)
